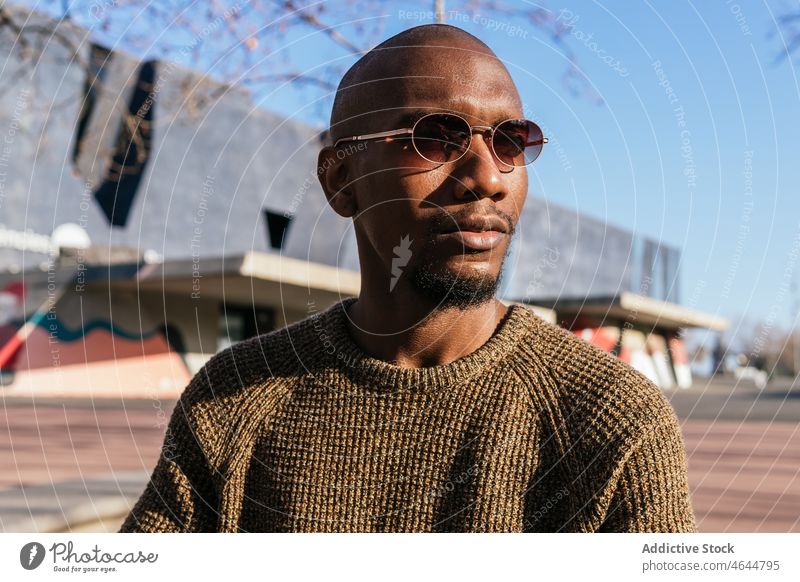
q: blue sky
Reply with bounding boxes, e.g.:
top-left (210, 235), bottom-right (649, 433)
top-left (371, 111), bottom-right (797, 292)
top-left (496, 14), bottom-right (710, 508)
top-left (24, 0), bottom-right (800, 340)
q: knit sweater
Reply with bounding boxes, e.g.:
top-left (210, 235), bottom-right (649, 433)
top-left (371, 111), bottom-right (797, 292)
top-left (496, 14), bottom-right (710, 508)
top-left (118, 296), bottom-right (698, 533)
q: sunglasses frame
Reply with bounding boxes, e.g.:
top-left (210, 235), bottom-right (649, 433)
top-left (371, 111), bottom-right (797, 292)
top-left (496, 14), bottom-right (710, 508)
top-left (332, 112), bottom-right (548, 169)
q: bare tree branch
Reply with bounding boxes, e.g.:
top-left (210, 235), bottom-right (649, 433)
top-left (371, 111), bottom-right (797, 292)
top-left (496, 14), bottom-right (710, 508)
top-left (0, 0), bottom-right (601, 122)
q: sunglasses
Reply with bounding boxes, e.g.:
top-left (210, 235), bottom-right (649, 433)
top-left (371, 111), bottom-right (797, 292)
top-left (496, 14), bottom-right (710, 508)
top-left (332, 112), bottom-right (547, 169)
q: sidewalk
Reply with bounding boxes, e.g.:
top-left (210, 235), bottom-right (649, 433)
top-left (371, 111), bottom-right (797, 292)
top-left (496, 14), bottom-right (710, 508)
top-left (0, 471), bottom-right (148, 533)
top-left (0, 395), bottom-right (168, 532)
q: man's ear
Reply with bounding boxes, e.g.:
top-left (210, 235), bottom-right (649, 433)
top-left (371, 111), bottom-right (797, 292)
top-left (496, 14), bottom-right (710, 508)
top-left (317, 146), bottom-right (358, 218)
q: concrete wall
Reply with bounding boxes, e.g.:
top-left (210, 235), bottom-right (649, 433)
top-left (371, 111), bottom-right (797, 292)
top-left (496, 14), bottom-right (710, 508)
top-left (503, 196), bottom-right (681, 304)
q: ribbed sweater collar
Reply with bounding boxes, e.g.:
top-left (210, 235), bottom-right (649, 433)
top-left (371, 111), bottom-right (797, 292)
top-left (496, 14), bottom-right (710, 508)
top-left (313, 296), bottom-right (534, 392)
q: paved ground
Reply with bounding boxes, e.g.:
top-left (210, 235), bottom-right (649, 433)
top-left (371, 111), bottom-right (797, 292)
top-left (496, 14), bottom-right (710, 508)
top-left (665, 374), bottom-right (800, 423)
top-left (0, 397), bottom-right (168, 532)
top-left (664, 374), bottom-right (800, 532)
top-left (0, 373), bottom-right (798, 532)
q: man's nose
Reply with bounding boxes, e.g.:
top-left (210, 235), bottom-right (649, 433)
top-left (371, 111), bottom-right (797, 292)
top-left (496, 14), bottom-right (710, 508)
top-left (451, 131), bottom-right (508, 202)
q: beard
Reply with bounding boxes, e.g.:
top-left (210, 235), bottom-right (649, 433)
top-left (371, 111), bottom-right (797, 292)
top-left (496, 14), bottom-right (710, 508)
top-left (407, 253), bottom-right (509, 311)
top-left (386, 205), bottom-right (516, 311)
top-left (405, 221), bottom-right (514, 311)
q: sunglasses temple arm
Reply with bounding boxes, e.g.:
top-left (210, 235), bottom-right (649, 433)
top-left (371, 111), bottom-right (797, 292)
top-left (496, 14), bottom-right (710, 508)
top-left (334, 128), bottom-right (413, 147)
top-left (525, 137), bottom-right (548, 146)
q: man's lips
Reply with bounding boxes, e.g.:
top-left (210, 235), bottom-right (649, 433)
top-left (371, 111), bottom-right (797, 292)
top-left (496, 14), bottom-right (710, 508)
top-left (437, 214), bottom-right (509, 235)
top-left (434, 213), bottom-right (510, 251)
top-left (436, 230), bottom-right (507, 251)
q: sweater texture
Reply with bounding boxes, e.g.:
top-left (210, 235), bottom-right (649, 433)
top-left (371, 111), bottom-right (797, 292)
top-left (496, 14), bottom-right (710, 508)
top-left (119, 296), bottom-right (698, 533)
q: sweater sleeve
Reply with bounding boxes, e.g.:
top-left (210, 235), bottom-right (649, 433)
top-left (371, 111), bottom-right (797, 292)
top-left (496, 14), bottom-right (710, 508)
top-left (598, 407), bottom-right (698, 533)
top-left (118, 376), bottom-right (219, 533)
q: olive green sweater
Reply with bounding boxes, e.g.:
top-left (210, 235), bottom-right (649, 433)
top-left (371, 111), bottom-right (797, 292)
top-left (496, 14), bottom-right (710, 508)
top-left (119, 296), bottom-right (697, 533)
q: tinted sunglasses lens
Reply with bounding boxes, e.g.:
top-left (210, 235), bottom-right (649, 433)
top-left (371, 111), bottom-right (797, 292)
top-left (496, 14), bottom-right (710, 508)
top-left (412, 114), bottom-right (471, 163)
top-left (493, 119), bottom-right (544, 166)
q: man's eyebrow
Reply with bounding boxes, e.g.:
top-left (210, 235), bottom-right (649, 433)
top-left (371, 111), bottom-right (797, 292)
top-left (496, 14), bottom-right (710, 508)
top-left (392, 110), bottom-right (524, 129)
top-left (393, 109), bottom-right (429, 127)
top-left (490, 112), bottom-right (524, 126)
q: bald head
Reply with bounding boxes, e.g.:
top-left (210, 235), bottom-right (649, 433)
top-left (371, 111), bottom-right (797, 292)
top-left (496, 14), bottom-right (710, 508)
top-left (317, 25), bottom-right (531, 314)
top-left (329, 24), bottom-right (519, 142)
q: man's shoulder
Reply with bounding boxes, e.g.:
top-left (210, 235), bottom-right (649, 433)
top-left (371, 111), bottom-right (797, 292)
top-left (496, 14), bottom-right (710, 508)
top-left (515, 311), bottom-right (678, 438)
top-left (178, 306), bottom-right (330, 406)
top-left (513, 308), bottom-right (629, 377)
top-left (162, 311), bottom-right (332, 468)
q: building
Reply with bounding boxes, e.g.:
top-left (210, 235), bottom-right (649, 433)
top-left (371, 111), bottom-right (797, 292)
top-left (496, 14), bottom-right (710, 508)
top-left (0, 6), bottom-right (726, 398)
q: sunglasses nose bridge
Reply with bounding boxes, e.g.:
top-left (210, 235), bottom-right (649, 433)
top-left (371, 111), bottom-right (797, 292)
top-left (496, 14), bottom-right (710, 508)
top-left (468, 125), bottom-right (494, 146)
top-left (462, 125), bottom-right (506, 168)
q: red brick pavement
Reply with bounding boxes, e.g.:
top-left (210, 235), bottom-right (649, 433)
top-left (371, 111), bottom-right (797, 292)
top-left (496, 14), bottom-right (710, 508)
top-left (683, 420), bottom-right (800, 532)
top-left (1, 398), bottom-right (798, 532)
top-left (0, 398), bottom-right (170, 490)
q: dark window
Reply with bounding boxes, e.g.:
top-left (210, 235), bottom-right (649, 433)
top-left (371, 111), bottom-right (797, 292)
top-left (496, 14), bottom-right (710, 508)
top-left (263, 210), bottom-right (292, 250)
top-left (158, 323), bottom-right (185, 354)
top-left (217, 303), bottom-right (275, 352)
top-left (94, 59), bottom-right (157, 227)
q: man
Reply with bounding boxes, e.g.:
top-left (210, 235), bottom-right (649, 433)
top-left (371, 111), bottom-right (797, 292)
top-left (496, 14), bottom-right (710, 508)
top-left (119, 24), bottom-right (697, 533)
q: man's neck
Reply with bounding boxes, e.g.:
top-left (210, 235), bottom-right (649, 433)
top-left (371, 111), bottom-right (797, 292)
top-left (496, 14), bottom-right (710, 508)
top-left (344, 293), bottom-right (510, 369)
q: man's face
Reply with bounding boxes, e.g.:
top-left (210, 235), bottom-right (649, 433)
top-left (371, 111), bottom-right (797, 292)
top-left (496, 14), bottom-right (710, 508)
top-left (331, 44), bottom-right (528, 310)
